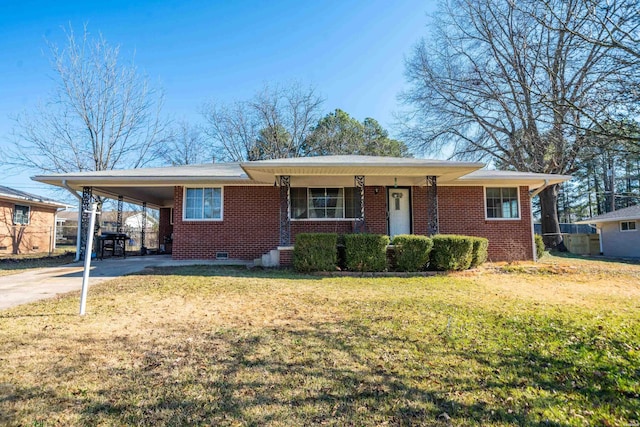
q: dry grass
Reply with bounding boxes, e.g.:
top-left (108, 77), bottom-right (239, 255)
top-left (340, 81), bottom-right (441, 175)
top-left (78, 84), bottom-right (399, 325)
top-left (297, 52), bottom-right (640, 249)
top-left (0, 254), bottom-right (638, 426)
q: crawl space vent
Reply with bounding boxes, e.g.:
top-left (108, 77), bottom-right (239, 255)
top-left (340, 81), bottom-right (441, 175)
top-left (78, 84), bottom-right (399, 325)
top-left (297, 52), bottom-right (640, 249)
top-left (216, 252), bottom-right (229, 260)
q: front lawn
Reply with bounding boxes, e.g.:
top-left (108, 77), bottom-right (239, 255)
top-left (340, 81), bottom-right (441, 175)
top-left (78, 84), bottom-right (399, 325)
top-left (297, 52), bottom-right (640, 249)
top-left (0, 255), bottom-right (638, 426)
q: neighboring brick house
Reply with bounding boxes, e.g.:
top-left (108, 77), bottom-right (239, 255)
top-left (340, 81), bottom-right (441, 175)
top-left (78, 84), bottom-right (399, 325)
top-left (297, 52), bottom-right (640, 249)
top-left (34, 155), bottom-right (571, 264)
top-left (0, 186), bottom-right (68, 255)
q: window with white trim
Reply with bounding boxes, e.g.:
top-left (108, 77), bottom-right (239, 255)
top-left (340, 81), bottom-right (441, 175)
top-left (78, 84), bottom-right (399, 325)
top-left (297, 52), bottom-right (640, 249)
top-left (620, 221), bottom-right (637, 232)
top-left (291, 187), bottom-right (362, 220)
top-left (13, 205), bottom-right (30, 225)
top-left (184, 188), bottom-right (222, 220)
top-left (485, 187), bottom-right (520, 219)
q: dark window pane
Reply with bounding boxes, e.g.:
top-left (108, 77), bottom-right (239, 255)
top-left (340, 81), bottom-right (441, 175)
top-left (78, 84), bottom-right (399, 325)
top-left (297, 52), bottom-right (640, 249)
top-left (290, 188), bottom-right (307, 219)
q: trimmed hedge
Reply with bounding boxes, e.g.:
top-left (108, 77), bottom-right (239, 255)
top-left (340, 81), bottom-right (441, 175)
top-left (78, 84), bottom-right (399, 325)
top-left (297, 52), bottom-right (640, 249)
top-left (391, 235), bottom-right (433, 272)
top-left (535, 234), bottom-right (545, 260)
top-left (431, 235), bottom-right (474, 271)
top-left (344, 233), bottom-right (390, 272)
top-left (293, 233), bottom-right (338, 272)
top-left (469, 237), bottom-right (489, 268)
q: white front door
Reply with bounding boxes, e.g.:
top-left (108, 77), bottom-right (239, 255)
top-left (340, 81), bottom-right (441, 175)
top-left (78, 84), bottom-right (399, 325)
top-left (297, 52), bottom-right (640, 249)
top-left (388, 188), bottom-right (411, 237)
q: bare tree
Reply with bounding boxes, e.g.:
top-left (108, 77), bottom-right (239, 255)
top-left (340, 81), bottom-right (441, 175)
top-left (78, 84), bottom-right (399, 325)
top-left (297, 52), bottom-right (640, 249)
top-left (537, 0), bottom-right (640, 143)
top-left (401, 0), bottom-right (639, 248)
top-left (202, 82), bottom-right (324, 161)
top-left (161, 120), bottom-right (210, 165)
top-left (6, 25), bottom-right (166, 174)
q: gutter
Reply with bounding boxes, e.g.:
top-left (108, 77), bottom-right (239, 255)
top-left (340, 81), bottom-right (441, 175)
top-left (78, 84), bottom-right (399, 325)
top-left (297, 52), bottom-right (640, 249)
top-left (62, 180), bottom-right (83, 262)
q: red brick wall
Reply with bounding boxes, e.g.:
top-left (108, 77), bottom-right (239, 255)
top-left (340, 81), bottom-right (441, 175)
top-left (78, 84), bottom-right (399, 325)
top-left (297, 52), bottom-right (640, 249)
top-left (171, 184), bottom-right (533, 262)
top-left (438, 186), bottom-right (533, 261)
top-left (279, 247), bottom-right (293, 265)
top-left (0, 201), bottom-right (58, 254)
top-left (172, 186), bottom-right (280, 260)
top-left (412, 186), bottom-right (429, 236)
top-left (364, 186), bottom-right (388, 235)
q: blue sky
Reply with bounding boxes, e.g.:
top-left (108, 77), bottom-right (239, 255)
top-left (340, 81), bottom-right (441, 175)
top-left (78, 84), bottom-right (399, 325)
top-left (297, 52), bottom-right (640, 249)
top-left (0, 0), bottom-right (435, 195)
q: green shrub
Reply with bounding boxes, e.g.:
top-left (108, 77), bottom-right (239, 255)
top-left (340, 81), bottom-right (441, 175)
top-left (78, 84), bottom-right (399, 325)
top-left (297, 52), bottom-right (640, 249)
top-left (469, 237), bottom-right (489, 268)
top-left (293, 233), bottom-right (338, 272)
top-left (431, 235), bottom-right (474, 271)
top-left (344, 233), bottom-right (390, 272)
top-left (535, 234), bottom-right (546, 260)
top-left (391, 235), bottom-right (433, 272)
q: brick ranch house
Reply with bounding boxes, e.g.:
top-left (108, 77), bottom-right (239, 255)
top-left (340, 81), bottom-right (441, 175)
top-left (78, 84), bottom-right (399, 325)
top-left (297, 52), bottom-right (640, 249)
top-left (0, 185), bottom-right (67, 255)
top-left (34, 155), bottom-right (571, 265)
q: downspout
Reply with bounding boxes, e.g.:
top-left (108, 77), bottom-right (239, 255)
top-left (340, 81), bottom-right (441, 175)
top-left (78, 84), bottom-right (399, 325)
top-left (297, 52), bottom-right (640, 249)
top-left (529, 179), bottom-right (550, 262)
top-left (62, 180), bottom-right (83, 262)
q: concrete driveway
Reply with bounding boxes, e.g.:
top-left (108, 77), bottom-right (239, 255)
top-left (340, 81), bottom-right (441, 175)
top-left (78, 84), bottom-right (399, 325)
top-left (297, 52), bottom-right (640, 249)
top-left (0, 255), bottom-right (250, 311)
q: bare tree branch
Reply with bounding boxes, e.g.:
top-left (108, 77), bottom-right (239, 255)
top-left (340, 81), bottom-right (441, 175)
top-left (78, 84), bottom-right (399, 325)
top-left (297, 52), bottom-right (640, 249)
top-left (201, 82), bottom-right (324, 161)
top-left (5, 24), bottom-right (168, 176)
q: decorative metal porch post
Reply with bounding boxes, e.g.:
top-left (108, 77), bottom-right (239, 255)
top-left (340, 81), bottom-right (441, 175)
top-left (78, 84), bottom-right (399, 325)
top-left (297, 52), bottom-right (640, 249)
top-left (116, 195), bottom-right (124, 233)
top-left (80, 186), bottom-right (94, 260)
top-left (354, 175), bottom-right (365, 233)
top-left (279, 175), bottom-right (291, 245)
top-left (426, 176), bottom-right (439, 236)
top-left (141, 202), bottom-right (147, 251)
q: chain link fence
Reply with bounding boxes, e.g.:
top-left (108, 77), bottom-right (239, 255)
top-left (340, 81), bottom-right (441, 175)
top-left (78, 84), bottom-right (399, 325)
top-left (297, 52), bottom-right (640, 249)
top-left (57, 225), bottom-right (159, 254)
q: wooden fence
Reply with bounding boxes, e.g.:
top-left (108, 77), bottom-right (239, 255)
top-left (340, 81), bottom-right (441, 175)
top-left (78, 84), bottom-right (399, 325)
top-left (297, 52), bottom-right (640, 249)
top-left (562, 233), bottom-right (601, 255)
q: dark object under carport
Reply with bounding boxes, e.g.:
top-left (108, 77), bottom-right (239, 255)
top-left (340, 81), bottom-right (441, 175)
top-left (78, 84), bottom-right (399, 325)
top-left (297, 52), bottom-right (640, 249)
top-left (97, 233), bottom-right (128, 260)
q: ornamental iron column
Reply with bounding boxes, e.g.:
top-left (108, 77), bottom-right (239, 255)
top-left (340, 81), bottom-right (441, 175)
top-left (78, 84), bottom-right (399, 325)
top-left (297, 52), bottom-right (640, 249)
top-left (279, 175), bottom-right (291, 245)
top-left (354, 175), bottom-right (365, 233)
top-left (426, 176), bottom-right (439, 236)
top-left (141, 202), bottom-right (147, 252)
top-left (80, 186), bottom-right (94, 260)
top-left (116, 195), bottom-right (124, 233)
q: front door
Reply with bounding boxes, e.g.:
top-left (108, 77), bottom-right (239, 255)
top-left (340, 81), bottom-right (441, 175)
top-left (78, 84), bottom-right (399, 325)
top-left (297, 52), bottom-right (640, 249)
top-left (388, 188), bottom-right (411, 237)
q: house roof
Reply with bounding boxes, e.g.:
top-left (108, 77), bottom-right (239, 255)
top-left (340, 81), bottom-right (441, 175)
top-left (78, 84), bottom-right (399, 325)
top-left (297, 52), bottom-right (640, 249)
top-left (32, 155), bottom-right (572, 208)
top-left (0, 185), bottom-right (68, 209)
top-left (575, 204), bottom-right (640, 224)
top-left (454, 169), bottom-right (572, 187)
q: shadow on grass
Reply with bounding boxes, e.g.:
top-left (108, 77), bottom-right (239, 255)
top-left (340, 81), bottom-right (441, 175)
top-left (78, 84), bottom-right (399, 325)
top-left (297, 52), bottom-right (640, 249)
top-left (0, 312), bottom-right (78, 319)
top-left (5, 319), bottom-right (619, 425)
top-left (2, 294), bottom-right (637, 425)
top-left (0, 253), bottom-right (76, 273)
top-left (130, 264), bottom-right (324, 280)
top-left (549, 250), bottom-right (640, 266)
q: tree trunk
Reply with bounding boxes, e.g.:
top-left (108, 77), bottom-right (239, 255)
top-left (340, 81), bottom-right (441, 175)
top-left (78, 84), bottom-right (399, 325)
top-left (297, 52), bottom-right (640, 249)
top-left (539, 184), bottom-right (567, 251)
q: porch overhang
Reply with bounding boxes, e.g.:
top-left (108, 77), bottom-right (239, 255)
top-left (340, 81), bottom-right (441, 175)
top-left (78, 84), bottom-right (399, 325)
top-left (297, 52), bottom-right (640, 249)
top-left (240, 156), bottom-right (485, 186)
